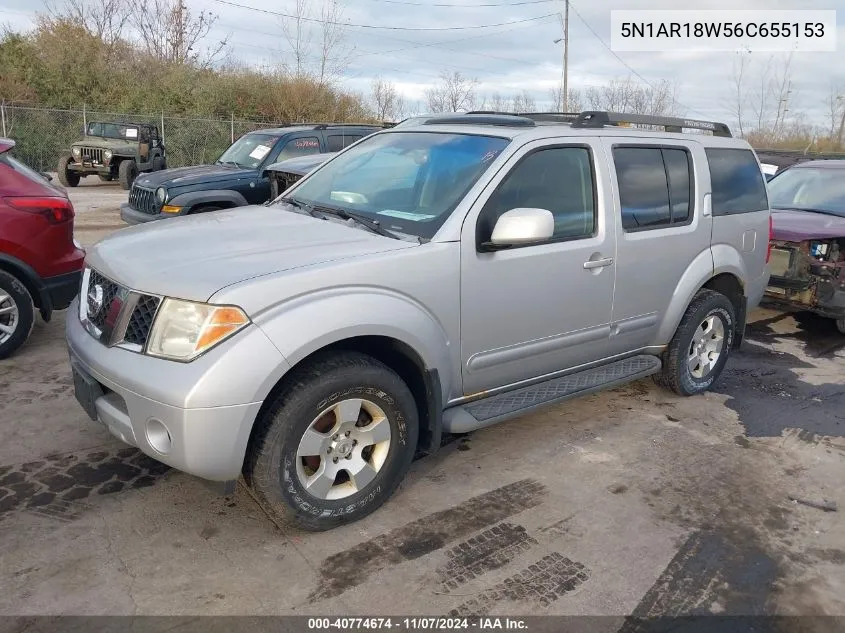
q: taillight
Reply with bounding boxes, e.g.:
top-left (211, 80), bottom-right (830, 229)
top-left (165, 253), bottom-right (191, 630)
top-left (4, 196), bottom-right (75, 224)
top-left (766, 214), bottom-right (773, 263)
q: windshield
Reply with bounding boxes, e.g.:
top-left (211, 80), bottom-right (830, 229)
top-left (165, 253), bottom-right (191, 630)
top-left (768, 167), bottom-right (845, 217)
top-left (281, 131), bottom-right (509, 239)
top-left (87, 122), bottom-right (139, 140)
top-left (217, 133), bottom-right (281, 169)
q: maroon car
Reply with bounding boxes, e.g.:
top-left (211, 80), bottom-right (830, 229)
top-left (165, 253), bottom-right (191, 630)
top-left (0, 138), bottom-right (86, 358)
top-left (763, 160), bottom-right (845, 333)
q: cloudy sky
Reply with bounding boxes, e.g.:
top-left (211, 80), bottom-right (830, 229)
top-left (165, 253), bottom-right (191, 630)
top-left (2, 0), bottom-right (844, 127)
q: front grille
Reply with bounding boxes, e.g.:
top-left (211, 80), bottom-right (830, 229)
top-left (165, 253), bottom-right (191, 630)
top-left (80, 147), bottom-right (105, 164)
top-left (124, 295), bottom-right (160, 346)
top-left (81, 268), bottom-right (160, 350)
top-left (86, 270), bottom-right (122, 332)
top-left (128, 185), bottom-right (158, 215)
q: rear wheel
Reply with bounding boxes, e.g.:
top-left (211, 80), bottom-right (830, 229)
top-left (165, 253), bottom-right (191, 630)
top-left (0, 270), bottom-right (35, 360)
top-left (57, 155), bottom-right (80, 188)
top-left (118, 159), bottom-right (137, 190)
top-left (836, 318), bottom-right (845, 335)
top-left (654, 290), bottom-right (736, 397)
top-left (245, 352), bottom-right (419, 531)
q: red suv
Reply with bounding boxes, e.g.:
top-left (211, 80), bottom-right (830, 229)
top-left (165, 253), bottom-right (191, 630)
top-left (0, 138), bottom-right (85, 358)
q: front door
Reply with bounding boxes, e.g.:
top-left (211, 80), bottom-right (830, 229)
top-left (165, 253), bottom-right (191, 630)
top-left (460, 138), bottom-right (616, 395)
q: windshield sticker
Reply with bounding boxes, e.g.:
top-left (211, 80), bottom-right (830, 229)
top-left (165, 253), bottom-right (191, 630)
top-left (377, 209), bottom-right (436, 221)
top-left (125, 128), bottom-right (138, 139)
top-left (295, 139), bottom-right (320, 149)
top-left (249, 144), bottom-right (272, 160)
top-left (481, 149), bottom-right (501, 163)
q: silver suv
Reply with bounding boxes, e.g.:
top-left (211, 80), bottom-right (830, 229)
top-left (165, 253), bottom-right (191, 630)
top-left (66, 111), bottom-right (772, 531)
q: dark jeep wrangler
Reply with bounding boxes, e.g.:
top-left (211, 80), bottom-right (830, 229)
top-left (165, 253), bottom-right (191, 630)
top-left (59, 121), bottom-right (166, 191)
top-left (120, 124), bottom-right (381, 225)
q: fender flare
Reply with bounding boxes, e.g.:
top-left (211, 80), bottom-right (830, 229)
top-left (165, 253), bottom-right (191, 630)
top-left (0, 253), bottom-right (51, 321)
top-left (168, 189), bottom-right (250, 213)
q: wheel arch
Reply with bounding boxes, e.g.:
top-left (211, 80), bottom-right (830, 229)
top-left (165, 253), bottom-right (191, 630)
top-left (0, 253), bottom-right (51, 321)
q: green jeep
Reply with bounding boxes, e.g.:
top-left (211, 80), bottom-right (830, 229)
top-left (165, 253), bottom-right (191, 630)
top-left (58, 121), bottom-right (167, 190)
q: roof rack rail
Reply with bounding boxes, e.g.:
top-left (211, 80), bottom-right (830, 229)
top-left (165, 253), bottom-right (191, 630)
top-left (310, 122), bottom-right (384, 130)
top-left (571, 111), bottom-right (732, 137)
top-left (423, 113), bottom-right (535, 127)
top-left (515, 112), bottom-right (581, 123)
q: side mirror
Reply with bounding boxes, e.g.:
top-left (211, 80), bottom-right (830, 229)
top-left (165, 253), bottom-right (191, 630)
top-left (40, 172), bottom-right (53, 182)
top-left (482, 208), bottom-right (555, 251)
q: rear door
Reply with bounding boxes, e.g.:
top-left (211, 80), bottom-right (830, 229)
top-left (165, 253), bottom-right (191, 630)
top-left (604, 139), bottom-right (712, 355)
top-left (706, 147), bottom-right (770, 290)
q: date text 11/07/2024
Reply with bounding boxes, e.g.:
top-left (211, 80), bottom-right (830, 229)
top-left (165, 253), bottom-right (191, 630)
top-left (307, 618), bottom-right (528, 630)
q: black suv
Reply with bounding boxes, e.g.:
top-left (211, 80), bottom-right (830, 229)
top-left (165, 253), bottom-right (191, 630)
top-left (120, 124), bottom-right (382, 224)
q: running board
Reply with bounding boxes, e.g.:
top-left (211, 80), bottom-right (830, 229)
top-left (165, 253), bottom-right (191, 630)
top-left (443, 355), bottom-right (662, 433)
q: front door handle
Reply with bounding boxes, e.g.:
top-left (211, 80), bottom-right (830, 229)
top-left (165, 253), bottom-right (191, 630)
top-left (583, 257), bottom-right (614, 270)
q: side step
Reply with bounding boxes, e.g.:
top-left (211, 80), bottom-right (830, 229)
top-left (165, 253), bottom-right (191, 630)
top-left (443, 355), bottom-right (661, 434)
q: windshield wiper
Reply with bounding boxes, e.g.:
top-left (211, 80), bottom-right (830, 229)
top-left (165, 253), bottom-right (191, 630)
top-left (313, 206), bottom-right (401, 240)
top-left (278, 196), bottom-right (320, 218)
top-left (216, 160), bottom-right (241, 167)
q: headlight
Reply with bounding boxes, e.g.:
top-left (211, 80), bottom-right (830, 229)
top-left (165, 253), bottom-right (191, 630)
top-left (155, 187), bottom-right (168, 204)
top-left (103, 150), bottom-right (112, 161)
top-left (72, 147), bottom-right (81, 156)
top-left (146, 298), bottom-right (249, 361)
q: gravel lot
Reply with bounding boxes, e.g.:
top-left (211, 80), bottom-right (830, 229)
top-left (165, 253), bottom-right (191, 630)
top-left (1, 178), bottom-right (844, 623)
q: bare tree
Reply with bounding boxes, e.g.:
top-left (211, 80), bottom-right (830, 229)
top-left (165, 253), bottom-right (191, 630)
top-left (509, 90), bottom-right (536, 113)
top-left (370, 76), bottom-right (405, 121)
top-left (281, 0), bottom-right (352, 84)
top-left (130, 0), bottom-right (228, 67)
top-left (425, 71), bottom-right (478, 112)
top-left (725, 50), bottom-right (750, 137)
top-left (586, 77), bottom-right (680, 116)
top-left (488, 92), bottom-right (507, 112)
top-left (730, 52), bottom-right (797, 143)
top-left (824, 83), bottom-right (845, 148)
top-left (45, 0), bottom-right (131, 48)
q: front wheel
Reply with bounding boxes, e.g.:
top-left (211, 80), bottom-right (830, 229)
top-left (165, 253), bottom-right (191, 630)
top-left (57, 155), bottom-right (80, 187)
top-left (118, 159), bottom-right (137, 190)
top-left (245, 352), bottom-right (419, 531)
top-left (654, 289), bottom-right (736, 397)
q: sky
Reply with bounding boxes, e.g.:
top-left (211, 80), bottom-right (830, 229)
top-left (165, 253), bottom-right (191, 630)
top-left (2, 0), bottom-right (845, 128)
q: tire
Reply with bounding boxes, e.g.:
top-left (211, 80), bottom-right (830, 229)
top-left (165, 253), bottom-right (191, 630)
top-left (57, 155), bottom-right (80, 188)
top-left (0, 270), bottom-right (35, 360)
top-left (152, 156), bottom-right (165, 171)
top-left (98, 174), bottom-right (114, 182)
top-left (836, 318), bottom-right (845, 335)
top-left (245, 351), bottom-right (419, 532)
top-left (653, 289), bottom-right (736, 397)
top-left (118, 159), bottom-right (137, 190)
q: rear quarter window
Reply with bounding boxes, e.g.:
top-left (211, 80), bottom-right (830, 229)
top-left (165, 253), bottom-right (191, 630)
top-left (705, 148), bottom-right (769, 215)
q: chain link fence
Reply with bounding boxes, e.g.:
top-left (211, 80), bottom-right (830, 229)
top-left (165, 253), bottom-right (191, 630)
top-left (0, 105), bottom-right (294, 172)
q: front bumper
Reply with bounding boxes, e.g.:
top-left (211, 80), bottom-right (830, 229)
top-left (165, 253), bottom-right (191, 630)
top-left (120, 202), bottom-right (173, 225)
top-left (68, 162), bottom-right (111, 175)
top-left (65, 297), bottom-right (287, 481)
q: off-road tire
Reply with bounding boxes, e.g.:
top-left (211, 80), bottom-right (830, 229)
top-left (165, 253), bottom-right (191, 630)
top-left (0, 270), bottom-right (35, 360)
top-left (98, 174), bottom-right (114, 182)
top-left (118, 159), bottom-right (137, 190)
top-left (836, 318), bottom-right (845, 335)
top-left (57, 155), bottom-right (80, 188)
top-left (653, 289), bottom-right (736, 397)
top-left (244, 351), bottom-right (419, 532)
top-left (152, 156), bottom-right (165, 172)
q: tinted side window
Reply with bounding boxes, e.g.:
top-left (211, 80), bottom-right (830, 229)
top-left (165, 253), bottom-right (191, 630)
top-left (705, 148), bottom-right (768, 215)
top-left (664, 148), bottom-right (692, 223)
top-left (613, 146), bottom-right (694, 230)
top-left (327, 134), bottom-right (363, 152)
top-left (479, 146), bottom-right (596, 244)
top-left (614, 147), bottom-right (671, 230)
top-left (276, 136), bottom-right (321, 162)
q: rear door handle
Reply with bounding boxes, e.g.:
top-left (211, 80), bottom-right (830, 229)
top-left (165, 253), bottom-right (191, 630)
top-left (583, 257), bottom-right (614, 270)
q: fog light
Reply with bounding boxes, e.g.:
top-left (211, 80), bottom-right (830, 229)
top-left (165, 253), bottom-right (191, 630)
top-left (145, 418), bottom-right (172, 454)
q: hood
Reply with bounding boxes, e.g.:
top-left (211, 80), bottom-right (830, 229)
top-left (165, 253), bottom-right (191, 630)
top-left (74, 137), bottom-right (132, 150)
top-left (85, 206), bottom-right (417, 303)
top-left (133, 164), bottom-right (257, 190)
top-left (265, 152), bottom-right (335, 176)
top-left (771, 208), bottom-right (845, 242)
